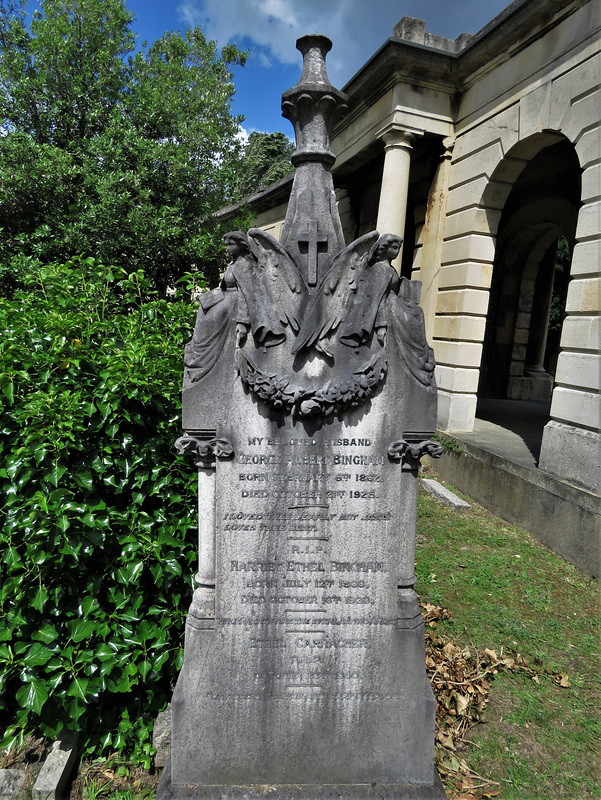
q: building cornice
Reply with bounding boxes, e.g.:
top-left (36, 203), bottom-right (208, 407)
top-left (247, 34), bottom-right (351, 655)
top-left (216, 173), bottom-right (294, 225)
top-left (217, 0), bottom-right (593, 222)
top-left (336, 0), bottom-right (591, 133)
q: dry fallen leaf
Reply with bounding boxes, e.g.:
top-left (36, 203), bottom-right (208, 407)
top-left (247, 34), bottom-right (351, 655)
top-left (456, 693), bottom-right (470, 716)
top-left (420, 601), bottom-right (568, 800)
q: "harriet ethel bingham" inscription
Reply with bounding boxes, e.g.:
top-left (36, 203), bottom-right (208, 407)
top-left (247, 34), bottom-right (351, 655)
top-left (160, 33), bottom-right (446, 800)
top-left (204, 414), bottom-right (401, 717)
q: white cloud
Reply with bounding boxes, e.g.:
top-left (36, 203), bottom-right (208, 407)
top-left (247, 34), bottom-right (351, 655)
top-left (258, 0), bottom-right (298, 27)
top-left (177, 0), bottom-right (514, 87)
top-left (236, 125), bottom-right (250, 145)
top-left (177, 0), bottom-right (385, 85)
top-left (258, 51), bottom-right (272, 69)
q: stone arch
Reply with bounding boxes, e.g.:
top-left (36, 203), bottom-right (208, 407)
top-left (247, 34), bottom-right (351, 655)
top-left (479, 131), bottom-right (569, 232)
top-left (476, 135), bottom-right (581, 408)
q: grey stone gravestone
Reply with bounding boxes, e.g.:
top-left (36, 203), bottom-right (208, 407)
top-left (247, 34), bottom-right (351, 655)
top-left (158, 34), bottom-right (446, 800)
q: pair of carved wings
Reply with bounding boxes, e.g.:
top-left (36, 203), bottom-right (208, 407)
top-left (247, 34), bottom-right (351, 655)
top-left (240, 229), bottom-right (384, 354)
top-left (246, 228), bottom-right (306, 333)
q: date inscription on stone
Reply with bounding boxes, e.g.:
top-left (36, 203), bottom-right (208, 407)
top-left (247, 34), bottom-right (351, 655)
top-left (215, 431), bottom-right (398, 700)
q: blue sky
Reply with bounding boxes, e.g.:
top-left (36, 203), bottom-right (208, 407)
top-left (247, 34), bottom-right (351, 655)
top-left (92, 1), bottom-right (519, 136)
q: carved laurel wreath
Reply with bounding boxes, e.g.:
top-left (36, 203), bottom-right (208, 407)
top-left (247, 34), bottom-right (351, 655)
top-left (237, 350), bottom-right (388, 417)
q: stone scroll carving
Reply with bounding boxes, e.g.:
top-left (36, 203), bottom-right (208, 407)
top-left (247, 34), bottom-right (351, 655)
top-left (174, 436), bottom-right (234, 463)
top-left (387, 438), bottom-right (445, 466)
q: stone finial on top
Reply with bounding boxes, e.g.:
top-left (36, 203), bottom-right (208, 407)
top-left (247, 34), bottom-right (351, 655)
top-left (281, 34), bottom-right (348, 167)
top-left (294, 34), bottom-right (334, 86)
top-left (279, 35), bottom-right (347, 285)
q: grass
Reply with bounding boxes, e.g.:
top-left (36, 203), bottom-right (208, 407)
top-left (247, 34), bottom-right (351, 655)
top-left (73, 759), bottom-right (158, 799)
top-left (416, 470), bottom-right (601, 799)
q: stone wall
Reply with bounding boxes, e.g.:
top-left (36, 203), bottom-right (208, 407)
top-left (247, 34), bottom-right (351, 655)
top-left (435, 1), bottom-right (599, 435)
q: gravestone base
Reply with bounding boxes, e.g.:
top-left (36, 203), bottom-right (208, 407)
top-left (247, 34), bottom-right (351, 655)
top-left (158, 583), bottom-right (446, 800)
top-left (158, 760), bottom-right (446, 799)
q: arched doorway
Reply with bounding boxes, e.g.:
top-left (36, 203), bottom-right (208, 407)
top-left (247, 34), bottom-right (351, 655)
top-left (476, 136), bottom-right (581, 460)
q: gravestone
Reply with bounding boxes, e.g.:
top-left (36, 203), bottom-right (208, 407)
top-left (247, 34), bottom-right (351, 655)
top-left (158, 34), bottom-right (446, 800)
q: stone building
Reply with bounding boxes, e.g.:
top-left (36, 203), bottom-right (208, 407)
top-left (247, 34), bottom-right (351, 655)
top-left (219, 0), bottom-right (600, 575)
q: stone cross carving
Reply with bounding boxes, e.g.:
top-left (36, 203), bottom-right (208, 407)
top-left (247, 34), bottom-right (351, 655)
top-left (279, 35), bottom-right (347, 283)
top-left (298, 219), bottom-right (328, 285)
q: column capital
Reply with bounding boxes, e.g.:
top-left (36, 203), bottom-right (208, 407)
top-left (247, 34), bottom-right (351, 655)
top-left (441, 135), bottom-right (455, 160)
top-left (376, 122), bottom-right (424, 149)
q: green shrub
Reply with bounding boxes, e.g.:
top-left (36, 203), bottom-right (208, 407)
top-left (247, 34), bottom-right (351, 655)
top-left (0, 257), bottom-right (200, 765)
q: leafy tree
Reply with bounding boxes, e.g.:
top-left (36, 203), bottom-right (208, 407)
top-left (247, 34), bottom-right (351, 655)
top-left (232, 131), bottom-right (294, 201)
top-left (0, 0), bottom-right (251, 293)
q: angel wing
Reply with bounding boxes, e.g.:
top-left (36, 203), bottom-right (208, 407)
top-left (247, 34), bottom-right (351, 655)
top-left (291, 231), bottom-right (380, 356)
top-left (248, 228), bottom-right (307, 332)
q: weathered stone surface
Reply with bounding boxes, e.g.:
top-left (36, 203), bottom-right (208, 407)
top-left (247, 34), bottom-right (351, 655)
top-left (169, 413), bottom-right (439, 791)
top-left (160, 33), bottom-right (444, 800)
top-left (153, 705), bottom-right (172, 769)
top-left (539, 420), bottom-right (601, 496)
top-left (0, 769), bottom-right (25, 800)
top-left (420, 478), bottom-right (471, 511)
top-left (159, 757), bottom-right (447, 799)
top-left (549, 387), bottom-right (601, 431)
top-left (31, 731), bottom-right (79, 800)
top-left (436, 391), bottom-right (478, 434)
top-left (565, 276), bottom-right (601, 314)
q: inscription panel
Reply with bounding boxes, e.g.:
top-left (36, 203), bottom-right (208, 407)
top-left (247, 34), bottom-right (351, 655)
top-left (213, 425), bottom-right (401, 703)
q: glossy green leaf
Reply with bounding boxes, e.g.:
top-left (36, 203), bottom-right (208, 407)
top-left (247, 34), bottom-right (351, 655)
top-left (66, 619), bottom-right (96, 643)
top-left (32, 585), bottom-right (49, 612)
top-left (23, 643), bottom-right (55, 667)
top-left (66, 677), bottom-right (89, 700)
top-left (31, 624), bottom-right (58, 644)
top-left (56, 515), bottom-right (70, 533)
top-left (16, 680), bottom-right (49, 714)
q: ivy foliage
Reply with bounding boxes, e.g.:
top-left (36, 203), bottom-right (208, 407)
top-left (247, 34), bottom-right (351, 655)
top-left (0, 257), bottom-right (200, 764)
top-left (544, 235), bottom-right (571, 374)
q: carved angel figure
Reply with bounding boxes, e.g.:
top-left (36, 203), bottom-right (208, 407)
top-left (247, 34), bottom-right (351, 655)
top-left (371, 233), bottom-right (435, 388)
top-left (247, 228), bottom-right (307, 337)
top-left (185, 230), bottom-right (307, 383)
top-left (387, 274), bottom-right (436, 388)
top-left (184, 232), bottom-right (252, 382)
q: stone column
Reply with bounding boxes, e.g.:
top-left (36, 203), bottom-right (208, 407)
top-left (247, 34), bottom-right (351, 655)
top-left (376, 124), bottom-right (422, 272)
top-left (196, 464), bottom-right (216, 586)
top-left (172, 434), bottom-right (233, 649)
top-left (522, 248), bottom-right (555, 398)
top-left (416, 137), bottom-right (454, 343)
top-left (507, 241), bottom-right (555, 401)
top-left (185, 459), bottom-right (217, 649)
